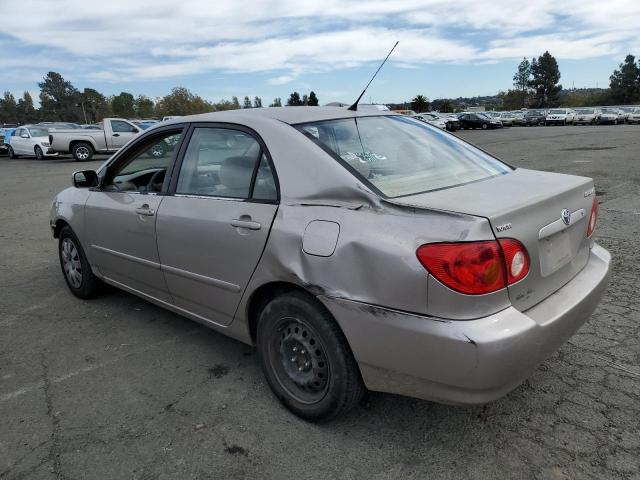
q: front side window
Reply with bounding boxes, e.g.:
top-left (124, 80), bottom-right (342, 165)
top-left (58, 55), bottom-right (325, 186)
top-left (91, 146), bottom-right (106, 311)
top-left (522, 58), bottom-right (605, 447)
top-left (28, 127), bottom-right (49, 137)
top-left (104, 130), bottom-right (183, 193)
top-left (111, 120), bottom-right (138, 133)
top-left (176, 127), bottom-right (276, 200)
top-left (295, 116), bottom-right (510, 198)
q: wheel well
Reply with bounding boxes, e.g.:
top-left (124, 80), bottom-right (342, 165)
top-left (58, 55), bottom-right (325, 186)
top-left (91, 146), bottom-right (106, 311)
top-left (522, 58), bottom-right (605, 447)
top-left (52, 219), bottom-right (69, 238)
top-left (70, 140), bottom-right (94, 152)
top-left (247, 281), bottom-right (318, 343)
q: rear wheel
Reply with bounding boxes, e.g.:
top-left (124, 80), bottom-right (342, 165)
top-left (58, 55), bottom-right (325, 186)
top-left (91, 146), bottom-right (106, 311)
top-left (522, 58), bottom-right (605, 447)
top-left (7, 146), bottom-right (17, 159)
top-left (72, 142), bottom-right (93, 162)
top-left (58, 226), bottom-right (102, 298)
top-left (257, 291), bottom-right (365, 421)
top-left (34, 145), bottom-right (44, 160)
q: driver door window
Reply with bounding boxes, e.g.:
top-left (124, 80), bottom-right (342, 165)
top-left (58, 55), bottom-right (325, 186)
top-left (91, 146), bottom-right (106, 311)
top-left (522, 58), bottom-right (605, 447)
top-left (104, 130), bottom-right (183, 193)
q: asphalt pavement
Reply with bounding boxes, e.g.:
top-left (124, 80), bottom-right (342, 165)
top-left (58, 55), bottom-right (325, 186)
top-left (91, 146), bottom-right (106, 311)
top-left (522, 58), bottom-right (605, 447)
top-left (1, 125), bottom-right (639, 479)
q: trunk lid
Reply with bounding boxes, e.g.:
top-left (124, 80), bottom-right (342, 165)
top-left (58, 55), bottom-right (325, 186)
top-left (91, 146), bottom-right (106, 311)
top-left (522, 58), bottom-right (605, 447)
top-left (389, 168), bottom-right (595, 311)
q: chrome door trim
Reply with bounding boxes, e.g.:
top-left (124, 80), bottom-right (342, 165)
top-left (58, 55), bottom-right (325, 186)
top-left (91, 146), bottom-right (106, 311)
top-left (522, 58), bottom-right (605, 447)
top-left (161, 264), bottom-right (241, 293)
top-left (91, 244), bottom-right (161, 269)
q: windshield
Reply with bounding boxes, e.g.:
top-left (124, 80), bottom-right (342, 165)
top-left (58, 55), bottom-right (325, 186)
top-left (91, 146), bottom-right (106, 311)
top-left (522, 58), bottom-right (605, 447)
top-left (575, 109), bottom-right (594, 114)
top-left (525, 110), bottom-right (543, 116)
top-left (295, 116), bottom-right (511, 198)
top-left (602, 108), bottom-right (617, 114)
top-left (28, 127), bottom-right (49, 137)
top-left (549, 109), bottom-right (566, 114)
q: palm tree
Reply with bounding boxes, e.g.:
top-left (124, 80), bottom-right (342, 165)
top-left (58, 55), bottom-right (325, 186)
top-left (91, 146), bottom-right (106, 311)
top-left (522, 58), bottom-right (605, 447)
top-left (411, 94), bottom-right (430, 113)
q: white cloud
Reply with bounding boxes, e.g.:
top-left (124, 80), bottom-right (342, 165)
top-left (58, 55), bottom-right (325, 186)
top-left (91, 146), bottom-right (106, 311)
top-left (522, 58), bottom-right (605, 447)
top-left (1, 0), bottom-right (639, 83)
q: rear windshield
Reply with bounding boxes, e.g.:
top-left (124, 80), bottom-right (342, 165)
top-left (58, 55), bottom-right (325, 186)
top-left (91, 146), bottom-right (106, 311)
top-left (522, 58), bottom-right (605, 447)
top-left (295, 115), bottom-right (511, 198)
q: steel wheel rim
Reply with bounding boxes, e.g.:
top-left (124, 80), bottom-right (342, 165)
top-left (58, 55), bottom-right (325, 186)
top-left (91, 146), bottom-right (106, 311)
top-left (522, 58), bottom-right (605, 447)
top-left (76, 147), bottom-right (89, 160)
top-left (268, 316), bottom-right (330, 405)
top-left (61, 238), bottom-right (82, 288)
top-left (150, 144), bottom-right (164, 157)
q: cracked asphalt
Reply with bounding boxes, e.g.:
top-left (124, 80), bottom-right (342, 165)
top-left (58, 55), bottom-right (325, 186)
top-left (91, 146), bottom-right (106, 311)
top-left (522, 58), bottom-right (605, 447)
top-left (1, 124), bottom-right (639, 479)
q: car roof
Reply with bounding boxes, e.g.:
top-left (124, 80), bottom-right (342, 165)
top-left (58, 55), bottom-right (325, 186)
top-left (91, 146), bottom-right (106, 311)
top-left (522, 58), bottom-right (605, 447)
top-left (161, 106), bottom-right (400, 128)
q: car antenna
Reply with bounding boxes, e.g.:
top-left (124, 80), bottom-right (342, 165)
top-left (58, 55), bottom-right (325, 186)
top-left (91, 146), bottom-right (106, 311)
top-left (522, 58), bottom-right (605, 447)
top-left (347, 41), bottom-right (399, 111)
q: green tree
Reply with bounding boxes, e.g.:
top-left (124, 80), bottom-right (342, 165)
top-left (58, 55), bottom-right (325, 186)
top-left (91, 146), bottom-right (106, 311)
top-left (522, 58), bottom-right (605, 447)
top-left (0, 92), bottom-right (18, 124)
top-left (498, 90), bottom-right (525, 110)
top-left (512, 58), bottom-right (531, 107)
top-left (253, 96), bottom-right (262, 108)
top-left (212, 99), bottom-right (236, 111)
top-left (438, 100), bottom-right (453, 113)
top-left (38, 71), bottom-right (81, 121)
top-left (302, 94), bottom-right (309, 106)
top-left (81, 88), bottom-right (110, 123)
top-left (286, 92), bottom-right (303, 106)
top-left (411, 94), bottom-right (430, 112)
top-left (529, 51), bottom-right (562, 108)
top-left (155, 87), bottom-right (214, 116)
top-left (269, 97), bottom-right (282, 107)
top-left (134, 95), bottom-right (155, 118)
top-left (307, 91), bottom-right (319, 106)
top-left (243, 96), bottom-right (252, 108)
top-left (17, 92), bottom-right (38, 123)
top-left (111, 92), bottom-right (136, 118)
top-left (231, 96), bottom-right (240, 109)
top-left (609, 54), bottom-right (640, 104)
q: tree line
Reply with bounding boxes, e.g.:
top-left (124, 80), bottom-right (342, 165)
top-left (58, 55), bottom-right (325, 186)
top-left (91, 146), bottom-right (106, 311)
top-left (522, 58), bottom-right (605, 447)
top-left (0, 71), bottom-right (320, 125)
top-left (410, 51), bottom-right (640, 113)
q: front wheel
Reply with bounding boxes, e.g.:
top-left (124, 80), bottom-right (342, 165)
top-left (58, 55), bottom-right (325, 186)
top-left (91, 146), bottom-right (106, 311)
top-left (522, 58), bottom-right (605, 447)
top-left (72, 142), bottom-right (93, 161)
top-left (58, 226), bottom-right (102, 298)
top-left (257, 292), bottom-right (365, 422)
top-left (481, 123), bottom-right (488, 130)
top-left (35, 145), bottom-right (44, 160)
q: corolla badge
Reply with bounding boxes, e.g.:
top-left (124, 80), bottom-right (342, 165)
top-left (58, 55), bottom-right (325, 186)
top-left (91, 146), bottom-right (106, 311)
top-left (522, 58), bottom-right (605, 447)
top-left (561, 208), bottom-right (571, 226)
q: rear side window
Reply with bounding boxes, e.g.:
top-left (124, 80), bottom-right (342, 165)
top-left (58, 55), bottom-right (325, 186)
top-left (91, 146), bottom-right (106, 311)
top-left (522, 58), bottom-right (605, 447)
top-left (111, 120), bottom-right (137, 133)
top-left (295, 116), bottom-right (510, 198)
top-left (176, 127), bottom-right (276, 200)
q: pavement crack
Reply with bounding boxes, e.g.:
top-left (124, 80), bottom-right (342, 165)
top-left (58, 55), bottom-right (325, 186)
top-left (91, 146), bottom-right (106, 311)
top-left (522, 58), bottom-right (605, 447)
top-left (41, 352), bottom-right (63, 479)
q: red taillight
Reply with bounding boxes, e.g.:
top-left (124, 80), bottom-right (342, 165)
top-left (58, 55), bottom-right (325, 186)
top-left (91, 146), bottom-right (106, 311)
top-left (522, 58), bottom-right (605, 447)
top-left (416, 239), bottom-right (530, 295)
top-left (498, 238), bottom-right (530, 284)
top-left (586, 198), bottom-right (598, 237)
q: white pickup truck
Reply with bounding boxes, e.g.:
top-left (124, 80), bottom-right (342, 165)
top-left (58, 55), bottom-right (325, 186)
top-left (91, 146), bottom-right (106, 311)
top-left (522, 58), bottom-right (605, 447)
top-left (49, 118), bottom-right (142, 161)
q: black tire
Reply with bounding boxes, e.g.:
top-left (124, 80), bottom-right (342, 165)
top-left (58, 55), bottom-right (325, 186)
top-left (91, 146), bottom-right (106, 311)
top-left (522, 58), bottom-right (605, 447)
top-left (35, 145), bottom-right (44, 160)
top-left (58, 226), bottom-right (102, 299)
top-left (7, 146), bottom-right (17, 159)
top-left (257, 291), bottom-right (365, 421)
top-left (72, 142), bottom-right (93, 162)
top-left (481, 123), bottom-right (488, 130)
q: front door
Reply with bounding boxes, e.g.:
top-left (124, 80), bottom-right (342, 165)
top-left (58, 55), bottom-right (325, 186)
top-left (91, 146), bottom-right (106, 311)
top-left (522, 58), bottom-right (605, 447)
top-left (109, 120), bottom-right (139, 149)
top-left (12, 128), bottom-right (28, 154)
top-left (156, 126), bottom-right (279, 325)
top-left (85, 128), bottom-right (185, 302)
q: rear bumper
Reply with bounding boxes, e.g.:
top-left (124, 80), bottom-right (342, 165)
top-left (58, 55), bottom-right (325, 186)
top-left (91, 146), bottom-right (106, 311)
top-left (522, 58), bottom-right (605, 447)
top-left (320, 243), bottom-right (611, 405)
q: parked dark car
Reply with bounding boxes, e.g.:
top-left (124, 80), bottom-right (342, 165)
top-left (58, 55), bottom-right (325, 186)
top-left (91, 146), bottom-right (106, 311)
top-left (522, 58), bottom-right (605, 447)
top-left (523, 110), bottom-right (547, 126)
top-left (457, 113), bottom-right (502, 130)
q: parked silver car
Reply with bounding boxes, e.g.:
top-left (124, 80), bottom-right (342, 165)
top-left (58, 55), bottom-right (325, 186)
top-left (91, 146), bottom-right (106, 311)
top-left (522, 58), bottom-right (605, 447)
top-left (50, 107), bottom-right (610, 421)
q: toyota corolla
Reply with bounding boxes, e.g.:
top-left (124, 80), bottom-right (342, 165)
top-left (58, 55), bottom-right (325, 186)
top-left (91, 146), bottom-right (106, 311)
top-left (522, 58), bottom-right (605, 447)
top-left (50, 107), bottom-right (610, 421)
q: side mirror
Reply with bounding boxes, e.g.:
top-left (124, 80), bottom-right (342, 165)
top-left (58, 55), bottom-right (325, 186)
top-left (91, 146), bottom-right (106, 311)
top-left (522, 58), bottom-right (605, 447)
top-left (73, 170), bottom-right (99, 188)
top-left (21, 133), bottom-right (29, 139)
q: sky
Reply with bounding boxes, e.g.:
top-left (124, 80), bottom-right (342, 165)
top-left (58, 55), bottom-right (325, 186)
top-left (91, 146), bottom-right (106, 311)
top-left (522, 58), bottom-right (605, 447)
top-left (1, 0), bottom-right (639, 105)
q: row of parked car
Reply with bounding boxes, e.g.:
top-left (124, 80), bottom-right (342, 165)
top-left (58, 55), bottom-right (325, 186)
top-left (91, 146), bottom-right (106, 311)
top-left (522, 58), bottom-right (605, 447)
top-left (411, 106), bottom-right (640, 131)
top-left (0, 117), bottom-right (173, 160)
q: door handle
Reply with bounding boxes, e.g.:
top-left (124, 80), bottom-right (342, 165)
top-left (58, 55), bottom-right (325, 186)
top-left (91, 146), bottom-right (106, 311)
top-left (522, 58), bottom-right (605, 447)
top-left (135, 205), bottom-right (155, 216)
top-left (231, 218), bottom-right (261, 230)
top-left (113, 133), bottom-right (120, 137)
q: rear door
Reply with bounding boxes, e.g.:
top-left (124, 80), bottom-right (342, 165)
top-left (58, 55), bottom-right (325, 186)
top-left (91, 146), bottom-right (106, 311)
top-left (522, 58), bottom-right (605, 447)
top-left (109, 120), bottom-right (140, 149)
top-left (156, 125), bottom-right (279, 326)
